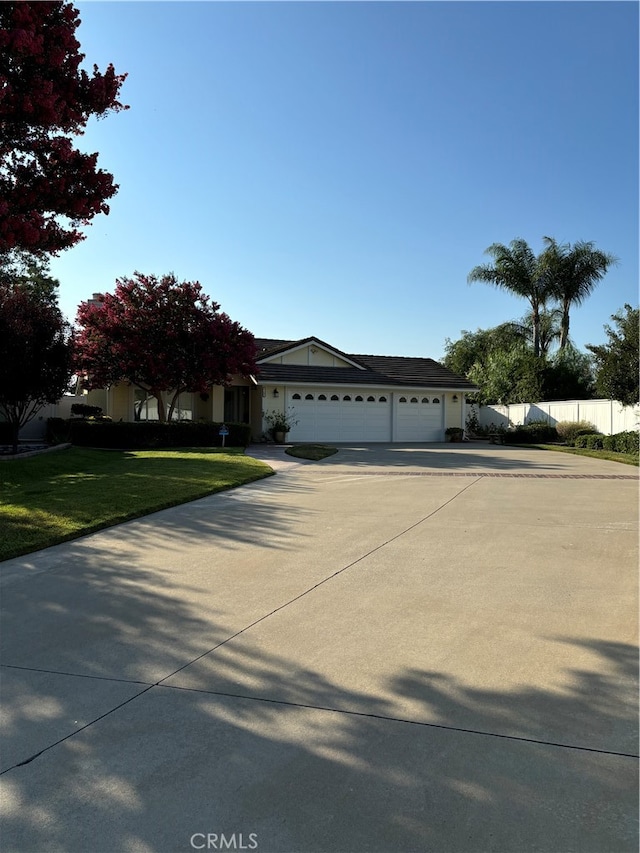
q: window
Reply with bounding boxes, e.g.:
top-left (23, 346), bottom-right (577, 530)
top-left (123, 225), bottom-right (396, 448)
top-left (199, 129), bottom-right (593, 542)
top-left (224, 387), bottom-right (248, 423)
top-left (343, 395), bottom-right (351, 401)
top-left (399, 397), bottom-right (407, 403)
top-left (331, 394), bottom-right (339, 401)
top-left (422, 397), bottom-right (429, 404)
top-left (292, 393), bottom-right (301, 400)
top-left (379, 396), bottom-right (387, 403)
top-left (355, 395), bottom-right (363, 402)
top-left (432, 397), bottom-right (440, 404)
top-left (318, 394), bottom-right (327, 401)
top-left (367, 396), bottom-right (375, 402)
top-left (410, 397), bottom-right (418, 403)
top-left (305, 394), bottom-right (314, 400)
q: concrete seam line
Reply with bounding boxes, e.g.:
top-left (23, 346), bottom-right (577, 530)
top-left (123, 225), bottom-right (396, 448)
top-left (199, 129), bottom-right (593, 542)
top-left (157, 683), bottom-right (640, 760)
top-left (0, 663), bottom-right (151, 686)
top-left (154, 477), bottom-right (485, 686)
top-left (0, 685), bottom-right (154, 776)
top-left (0, 477), bottom-right (485, 775)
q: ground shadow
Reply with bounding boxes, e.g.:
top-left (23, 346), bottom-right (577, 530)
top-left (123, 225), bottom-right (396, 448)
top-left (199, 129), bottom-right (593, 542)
top-left (1, 536), bottom-right (637, 852)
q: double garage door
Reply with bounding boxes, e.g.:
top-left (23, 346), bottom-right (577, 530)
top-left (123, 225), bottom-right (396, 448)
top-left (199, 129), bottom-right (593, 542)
top-left (285, 389), bottom-right (442, 443)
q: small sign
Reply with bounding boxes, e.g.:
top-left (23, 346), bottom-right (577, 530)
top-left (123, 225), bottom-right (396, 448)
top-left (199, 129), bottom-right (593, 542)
top-left (219, 425), bottom-right (229, 436)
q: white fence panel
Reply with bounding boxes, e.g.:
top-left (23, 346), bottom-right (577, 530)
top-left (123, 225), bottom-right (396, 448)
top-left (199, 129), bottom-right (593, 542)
top-left (472, 399), bottom-right (639, 435)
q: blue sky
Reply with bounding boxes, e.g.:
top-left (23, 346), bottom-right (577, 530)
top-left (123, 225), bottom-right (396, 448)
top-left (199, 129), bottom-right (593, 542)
top-left (51, 1), bottom-right (638, 360)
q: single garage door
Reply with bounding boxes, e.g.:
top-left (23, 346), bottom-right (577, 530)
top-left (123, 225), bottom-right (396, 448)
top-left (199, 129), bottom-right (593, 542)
top-left (286, 389), bottom-right (391, 443)
top-left (394, 394), bottom-right (442, 441)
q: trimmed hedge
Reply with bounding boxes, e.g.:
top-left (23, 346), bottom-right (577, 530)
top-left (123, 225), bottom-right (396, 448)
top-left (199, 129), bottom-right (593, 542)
top-left (47, 419), bottom-right (252, 449)
top-left (575, 431), bottom-right (638, 454)
top-left (503, 421), bottom-right (558, 444)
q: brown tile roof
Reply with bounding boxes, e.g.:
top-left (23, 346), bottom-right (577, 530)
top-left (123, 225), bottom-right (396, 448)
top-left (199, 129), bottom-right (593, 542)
top-left (253, 337), bottom-right (477, 390)
top-left (351, 355), bottom-right (477, 390)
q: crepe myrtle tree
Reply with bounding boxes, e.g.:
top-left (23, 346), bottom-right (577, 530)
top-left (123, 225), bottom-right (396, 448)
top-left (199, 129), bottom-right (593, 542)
top-left (0, 276), bottom-right (74, 453)
top-left (0, 1), bottom-right (128, 256)
top-left (75, 272), bottom-right (257, 422)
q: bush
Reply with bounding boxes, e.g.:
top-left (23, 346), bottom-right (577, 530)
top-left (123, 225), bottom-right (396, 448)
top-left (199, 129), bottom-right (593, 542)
top-left (555, 420), bottom-right (598, 446)
top-left (614, 431), bottom-right (639, 454)
top-left (574, 433), bottom-right (603, 449)
top-left (70, 403), bottom-right (103, 418)
top-left (46, 419), bottom-right (252, 449)
top-left (504, 420), bottom-right (558, 444)
top-left (603, 435), bottom-right (616, 451)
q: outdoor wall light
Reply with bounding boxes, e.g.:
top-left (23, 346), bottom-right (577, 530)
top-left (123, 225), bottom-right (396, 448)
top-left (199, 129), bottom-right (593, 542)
top-left (273, 388), bottom-right (280, 398)
top-left (452, 394), bottom-right (459, 402)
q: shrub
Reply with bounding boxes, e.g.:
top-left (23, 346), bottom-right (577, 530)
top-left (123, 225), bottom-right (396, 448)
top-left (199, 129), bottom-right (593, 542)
top-left (504, 420), bottom-right (558, 444)
top-left (603, 435), bottom-right (616, 451)
top-left (70, 403), bottom-right (103, 418)
top-left (614, 431), bottom-right (639, 455)
top-left (585, 434), bottom-right (604, 450)
top-left (555, 420), bottom-right (598, 446)
top-left (46, 419), bottom-right (252, 449)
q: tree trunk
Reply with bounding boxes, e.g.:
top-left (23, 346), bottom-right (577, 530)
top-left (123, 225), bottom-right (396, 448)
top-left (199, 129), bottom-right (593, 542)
top-left (11, 420), bottom-right (19, 455)
top-left (531, 303), bottom-right (541, 357)
top-left (559, 301), bottom-right (570, 350)
top-left (153, 392), bottom-right (167, 423)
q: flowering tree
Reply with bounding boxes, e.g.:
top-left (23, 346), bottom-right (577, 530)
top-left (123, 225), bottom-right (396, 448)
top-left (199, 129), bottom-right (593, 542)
top-left (0, 277), bottom-right (74, 453)
top-left (0, 1), bottom-right (128, 256)
top-left (75, 273), bottom-right (257, 422)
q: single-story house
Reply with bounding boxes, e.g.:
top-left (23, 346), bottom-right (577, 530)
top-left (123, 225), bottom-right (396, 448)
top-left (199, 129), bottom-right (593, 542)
top-left (86, 336), bottom-right (478, 443)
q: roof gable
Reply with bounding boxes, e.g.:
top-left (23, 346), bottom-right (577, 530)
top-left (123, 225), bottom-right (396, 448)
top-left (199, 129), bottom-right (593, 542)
top-left (257, 336), bottom-right (366, 370)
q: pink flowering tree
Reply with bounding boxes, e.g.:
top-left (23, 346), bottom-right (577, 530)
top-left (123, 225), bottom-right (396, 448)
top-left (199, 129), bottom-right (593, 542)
top-left (75, 273), bottom-right (257, 422)
top-left (0, 1), bottom-right (128, 256)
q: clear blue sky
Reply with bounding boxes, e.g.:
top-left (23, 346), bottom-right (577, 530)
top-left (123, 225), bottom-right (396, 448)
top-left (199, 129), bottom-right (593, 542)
top-left (51, 0), bottom-right (638, 360)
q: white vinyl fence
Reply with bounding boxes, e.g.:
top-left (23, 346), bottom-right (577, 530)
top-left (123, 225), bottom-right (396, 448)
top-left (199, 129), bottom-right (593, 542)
top-left (13, 395), bottom-right (87, 441)
top-left (470, 399), bottom-right (639, 436)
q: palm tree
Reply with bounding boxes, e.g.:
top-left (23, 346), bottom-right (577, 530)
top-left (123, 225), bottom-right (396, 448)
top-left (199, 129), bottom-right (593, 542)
top-left (540, 237), bottom-right (618, 350)
top-left (519, 307), bottom-right (563, 356)
top-left (467, 239), bottom-right (552, 357)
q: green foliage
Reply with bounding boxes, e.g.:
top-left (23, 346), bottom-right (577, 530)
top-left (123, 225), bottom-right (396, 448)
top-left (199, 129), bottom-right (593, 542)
top-left (587, 305), bottom-right (639, 405)
top-left (504, 420), bottom-right (558, 444)
top-left (47, 419), bottom-right (252, 448)
top-left (263, 408), bottom-right (299, 435)
top-left (574, 433), bottom-right (604, 450)
top-left (467, 347), bottom-right (546, 405)
top-left (555, 420), bottom-right (597, 446)
top-left (613, 431), bottom-right (639, 454)
top-left (70, 403), bottom-right (103, 418)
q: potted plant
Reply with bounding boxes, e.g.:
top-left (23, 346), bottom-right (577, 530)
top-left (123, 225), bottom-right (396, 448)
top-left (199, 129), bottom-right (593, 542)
top-left (445, 426), bottom-right (464, 443)
top-left (264, 408), bottom-right (298, 443)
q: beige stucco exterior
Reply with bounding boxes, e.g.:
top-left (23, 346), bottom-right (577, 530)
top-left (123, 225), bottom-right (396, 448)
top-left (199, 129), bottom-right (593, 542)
top-left (270, 344), bottom-right (354, 368)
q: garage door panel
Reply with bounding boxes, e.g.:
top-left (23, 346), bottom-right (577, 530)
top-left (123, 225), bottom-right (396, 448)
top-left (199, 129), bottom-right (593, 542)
top-left (287, 389), bottom-right (391, 443)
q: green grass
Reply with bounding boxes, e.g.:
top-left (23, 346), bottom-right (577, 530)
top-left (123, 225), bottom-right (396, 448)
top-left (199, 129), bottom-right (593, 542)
top-left (528, 444), bottom-right (639, 466)
top-left (0, 447), bottom-right (274, 562)
top-left (285, 444), bottom-right (338, 461)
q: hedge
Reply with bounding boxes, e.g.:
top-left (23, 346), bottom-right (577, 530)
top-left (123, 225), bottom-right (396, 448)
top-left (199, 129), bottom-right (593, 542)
top-left (575, 431), bottom-right (638, 454)
top-left (46, 419), bottom-right (252, 449)
top-left (503, 421), bottom-right (558, 444)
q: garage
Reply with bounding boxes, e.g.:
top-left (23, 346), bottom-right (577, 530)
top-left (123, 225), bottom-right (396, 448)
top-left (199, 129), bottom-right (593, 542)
top-left (286, 388), bottom-right (392, 443)
top-left (394, 394), bottom-right (443, 441)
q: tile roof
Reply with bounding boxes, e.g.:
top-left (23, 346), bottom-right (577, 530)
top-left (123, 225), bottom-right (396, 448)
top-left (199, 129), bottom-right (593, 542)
top-left (253, 336), bottom-right (476, 390)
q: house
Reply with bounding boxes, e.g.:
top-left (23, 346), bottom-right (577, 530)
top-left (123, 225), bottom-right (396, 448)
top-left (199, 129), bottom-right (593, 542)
top-left (86, 336), bottom-right (477, 443)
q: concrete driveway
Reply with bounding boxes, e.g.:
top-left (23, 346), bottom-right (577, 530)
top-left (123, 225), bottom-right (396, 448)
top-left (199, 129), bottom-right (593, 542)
top-left (1, 443), bottom-right (638, 852)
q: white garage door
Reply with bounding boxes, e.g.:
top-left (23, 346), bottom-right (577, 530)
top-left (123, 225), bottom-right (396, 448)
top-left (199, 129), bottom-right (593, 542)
top-left (394, 394), bottom-right (442, 441)
top-left (286, 389), bottom-right (391, 443)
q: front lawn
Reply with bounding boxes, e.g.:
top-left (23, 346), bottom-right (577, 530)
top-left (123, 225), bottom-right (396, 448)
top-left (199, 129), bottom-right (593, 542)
top-left (529, 444), bottom-right (639, 466)
top-left (0, 447), bottom-right (273, 562)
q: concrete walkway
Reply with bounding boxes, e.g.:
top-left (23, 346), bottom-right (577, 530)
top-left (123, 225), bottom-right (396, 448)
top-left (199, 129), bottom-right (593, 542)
top-left (1, 444), bottom-right (638, 852)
